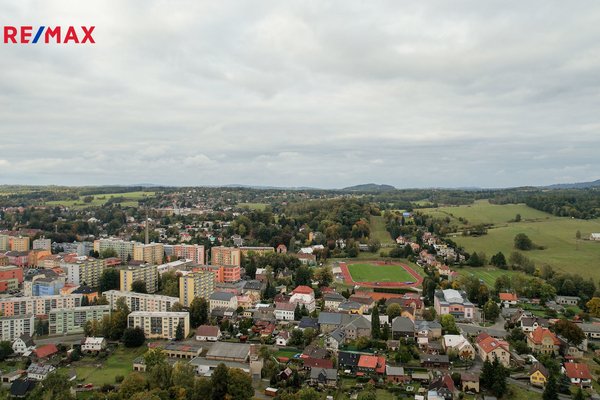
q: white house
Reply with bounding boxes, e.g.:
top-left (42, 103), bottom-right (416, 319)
top-left (209, 292), bottom-right (238, 312)
top-left (12, 334), bottom-right (34, 355)
top-left (275, 331), bottom-right (290, 347)
top-left (195, 325), bottom-right (221, 342)
top-left (590, 233), bottom-right (600, 241)
top-left (289, 285), bottom-right (316, 312)
top-left (81, 337), bottom-right (107, 353)
top-left (27, 363), bottom-right (56, 381)
top-left (275, 303), bottom-right (295, 321)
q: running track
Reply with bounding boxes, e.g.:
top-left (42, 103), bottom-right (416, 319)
top-left (339, 261), bottom-right (424, 288)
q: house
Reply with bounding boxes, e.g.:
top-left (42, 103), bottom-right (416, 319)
top-left (529, 363), bottom-right (549, 387)
top-left (33, 344), bottom-right (58, 359)
top-left (580, 323), bottom-right (600, 342)
top-left (415, 320), bottom-right (442, 339)
top-left (434, 289), bottom-right (474, 320)
top-left (303, 357), bottom-right (334, 370)
top-left (475, 333), bottom-right (510, 367)
top-left (274, 302), bottom-right (295, 321)
top-left (195, 325), bottom-right (221, 342)
top-left (391, 316), bottom-right (414, 340)
top-left (428, 374), bottom-right (456, 400)
top-left (527, 327), bottom-right (560, 355)
top-left (443, 335), bottom-right (475, 360)
top-left (337, 301), bottom-right (363, 314)
top-left (499, 293), bottom-right (518, 308)
top-left (348, 294), bottom-right (375, 312)
top-left (2, 371), bottom-right (23, 384)
top-left (12, 334), bottom-right (34, 355)
top-left (357, 354), bottom-right (385, 374)
top-left (298, 317), bottom-right (319, 331)
top-left (290, 285), bottom-right (316, 312)
top-left (386, 365), bottom-right (409, 384)
top-left (591, 233), bottom-right (600, 241)
top-left (420, 354), bottom-right (450, 369)
top-left (27, 363), bottom-right (56, 381)
top-left (302, 345), bottom-right (328, 360)
top-left (556, 296), bottom-right (580, 306)
top-left (461, 372), bottom-right (479, 393)
top-left (521, 317), bottom-right (549, 333)
top-left (275, 331), bottom-right (290, 346)
top-left (309, 368), bottom-right (338, 387)
top-left (563, 362), bottom-right (592, 387)
top-left (209, 292), bottom-right (238, 313)
top-left (81, 337), bottom-right (107, 353)
top-left (338, 351), bottom-right (361, 371)
top-left (323, 292), bottom-right (346, 310)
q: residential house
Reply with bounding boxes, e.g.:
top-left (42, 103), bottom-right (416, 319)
top-left (434, 289), bottom-right (474, 320)
top-left (563, 362), bottom-right (592, 387)
top-left (391, 316), bottom-right (414, 340)
top-left (348, 294), bottom-right (375, 312)
top-left (386, 365), bottom-right (409, 384)
top-left (580, 323), bottom-right (600, 342)
top-left (12, 334), bottom-right (34, 355)
top-left (195, 325), bottom-right (221, 342)
top-left (357, 354), bottom-right (385, 375)
top-left (521, 317), bottom-right (549, 333)
top-left (209, 291), bottom-right (238, 313)
top-left (274, 302), bottom-right (295, 321)
top-left (275, 331), bottom-right (290, 347)
top-left (27, 364), bottom-right (56, 381)
top-left (303, 357), bottom-right (334, 371)
top-left (428, 374), bottom-right (456, 400)
top-left (475, 333), bottom-right (511, 367)
top-left (556, 296), bottom-right (580, 306)
top-left (81, 337), bottom-right (107, 353)
top-left (529, 363), bottom-right (549, 387)
top-left (420, 354), bottom-right (450, 369)
top-left (337, 301), bottom-right (363, 314)
top-left (461, 372), bottom-right (479, 393)
top-left (527, 327), bottom-right (560, 355)
top-left (443, 335), bottom-right (475, 360)
top-left (33, 344), bottom-right (58, 359)
top-left (309, 368), bottom-right (338, 387)
top-left (289, 285), bottom-right (316, 312)
top-left (499, 293), bottom-right (518, 308)
top-left (324, 292), bottom-right (346, 310)
top-left (338, 351), bottom-right (360, 371)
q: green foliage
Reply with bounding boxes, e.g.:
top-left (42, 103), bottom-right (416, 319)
top-left (189, 297), bottom-right (209, 327)
top-left (131, 280), bottom-right (147, 294)
top-left (175, 322), bottom-right (184, 341)
top-left (552, 319), bottom-right (585, 346)
top-left (211, 363), bottom-right (229, 400)
top-left (386, 303), bottom-right (401, 320)
top-left (28, 372), bottom-right (75, 400)
top-left (99, 269), bottom-right (120, 292)
top-left (440, 314), bottom-right (458, 334)
top-left (227, 367), bottom-right (254, 400)
top-left (371, 306), bottom-right (381, 339)
top-left (543, 373), bottom-right (559, 400)
top-left (160, 271), bottom-right (179, 297)
top-left (0, 341), bottom-right (13, 361)
top-left (123, 327), bottom-right (146, 347)
top-left (483, 299), bottom-right (500, 321)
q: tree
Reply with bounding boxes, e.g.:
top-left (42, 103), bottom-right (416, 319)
top-left (110, 297), bottom-right (130, 340)
top-left (0, 341), bottom-right (13, 361)
top-left (131, 280), bottom-right (147, 294)
top-left (288, 329), bottom-right (304, 347)
top-left (514, 233), bottom-right (534, 250)
top-left (303, 327), bottom-right (316, 345)
top-left (313, 267), bottom-right (333, 287)
top-left (368, 238), bottom-right (381, 253)
top-left (386, 303), bottom-right (401, 320)
top-left (144, 348), bottom-right (167, 370)
top-left (227, 368), bottom-right (253, 400)
top-left (211, 363), bottom-right (229, 400)
top-left (552, 319), bottom-right (585, 346)
top-left (148, 362), bottom-right (172, 390)
top-left (480, 359), bottom-right (494, 389)
top-left (294, 303), bottom-right (302, 321)
top-left (573, 387), bottom-right (585, 400)
top-left (175, 321), bottom-right (184, 341)
top-left (440, 314), bottom-right (458, 334)
top-left (81, 295), bottom-right (90, 306)
top-left (28, 372), bottom-right (75, 400)
top-left (515, 213), bottom-right (522, 222)
top-left (543, 373), bottom-right (559, 400)
top-left (100, 248), bottom-right (118, 259)
top-left (490, 252), bottom-right (507, 268)
top-left (123, 327), bottom-right (146, 347)
top-left (381, 322), bottom-right (390, 340)
top-left (294, 266), bottom-right (312, 287)
top-left (160, 271), bottom-right (179, 297)
top-left (171, 361), bottom-right (196, 393)
top-left (587, 297), bottom-right (600, 317)
top-left (99, 269), bottom-right (120, 292)
top-left (371, 306), bottom-right (381, 339)
top-left (119, 373), bottom-right (147, 398)
top-left (189, 297), bottom-right (209, 327)
top-left (483, 299), bottom-right (500, 322)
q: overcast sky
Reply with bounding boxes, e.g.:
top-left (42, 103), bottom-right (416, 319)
top-left (1, 1), bottom-right (599, 189)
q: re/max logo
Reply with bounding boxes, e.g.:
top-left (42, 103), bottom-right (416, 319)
top-left (2, 26), bottom-right (95, 44)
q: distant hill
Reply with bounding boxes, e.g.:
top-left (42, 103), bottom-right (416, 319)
top-left (545, 179), bottom-right (600, 189)
top-left (342, 183), bottom-right (396, 192)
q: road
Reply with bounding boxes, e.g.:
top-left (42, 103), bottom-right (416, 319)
top-left (508, 378), bottom-right (572, 400)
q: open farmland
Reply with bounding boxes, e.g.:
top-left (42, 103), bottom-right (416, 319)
top-left (424, 200), bottom-right (600, 279)
top-left (46, 191), bottom-right (155, 208)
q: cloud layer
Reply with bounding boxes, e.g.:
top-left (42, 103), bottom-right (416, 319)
top-left (1, 1), bottom-right (599, 188)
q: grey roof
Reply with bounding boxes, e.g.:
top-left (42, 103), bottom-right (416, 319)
top-left (324, 292), bottom-right (345, 301)
top-left (386, 365), bottom-right (405, 376)
top-left (210, 291), bottom-right (236, 301)
top-left (346, 315), bottom-right (370, 329)
top-left (420, 354), bottom-right (449, 363)
top-left (415, 319), bottom-right (441, 331)
top-left (310, 368), bottom-right (337, 381)
top-left (206, 342), bottom-right (250, 361)
top-left (338, 301), bottom-right (362, 310)
top-left (580, 323), bottom-right (600, 333)
top-left (318, 312), bottom-right (343, 326)
top-left (328, 329), bottom-right (345, 343)
top-left (243, 280), bottom-right (263, 291)
top-left (189, 356), bottom-right (250, 371)
top-left (392, 316), bottom-right (415, 332)
top-left (299, 317), bottom-right (319, 329)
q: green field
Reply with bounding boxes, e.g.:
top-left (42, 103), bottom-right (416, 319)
top-left (369, 215), bottom-right (395, 245)
top-left (347, 262), bottom-right (415, 282)
top-left (456, 266), bottom-right (527, 287)
top-left (59, 346), bottom-right (146, 386)
top-left (424, 200), bottom-right (600, 279)
top-left (236, 202), bottom-right (269, 211)
top-left (46, 191), bottom-right (155, 208)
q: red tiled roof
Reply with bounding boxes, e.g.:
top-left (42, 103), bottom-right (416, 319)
top-left (376, 356), bottom-right (386, 374)
top-left (564, 363), bottom-right (592, 380)
top-left (303, 357), bottom-right (333, 369)
top-left (196, 325), bottom-right (220, 337)
top-left (358, 355), bottom-right (379, 369)
top-left (499, 293), bottom-right (518, 301)
top-left (477, 334), bottom-right (509, 354)
top-left (292, 285), bottom-right (314, 295)
top-left (34, 344), bottom-right (58, 358)
top-left (529, 327), bottom-right (560, 346)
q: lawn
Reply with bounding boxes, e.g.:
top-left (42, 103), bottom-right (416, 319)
top-left (370, 215), bottom-right (395, 245)
top-left (47, 191), bottom-right (155, 209)
top-left (347, 263), bottom-right (415, 283)
top-left (60, 346), bottom-right (147, 386)
top-left (423, 200), bottom-right (600, 279)
top-left (274, 349), bottom-right (300, 359)
top-left (236, 202), bottom-right (269, 211)
top-left (456, 267), bottom-right (526, 287)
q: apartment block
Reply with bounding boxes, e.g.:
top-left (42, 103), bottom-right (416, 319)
top-left (179, 271), bottom-right (215, 307)
top-left (211, 246), bottom-right (241, 267)
top-left (32, 277), bottom-right (65, 296)
top-left (103, 290), bottom-right (179, 312)
top-left (0, 235), bottom-right (9, 252)
top-left (0, 294), bottom-right (84, 317)
top-left (49, 305), bottom-right (111, 335)
top-left (10, 236), bottom-right (30, 252)
top-left (93, 239), bottom-right (135, 262)
top-left (61, 257), bottom-right (107, 287)
top-left (0, 265), bottom-right (24, 292)
top-left (120, 264), bottom-right (158, 293)
top-left (172, 244), bottom-right (205, 264)
top-left (133, 243), bottom-right (164, 264)
top-left (127, 311), bottom-right (190, 339)
top-left (0, 314), bottom-right (35, 341)
top-left (32, 238), bottom-right (51, 251)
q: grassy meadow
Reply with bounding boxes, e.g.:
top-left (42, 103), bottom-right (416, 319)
top-left (46, 191), bottom-right (155, 208)
top-left (370, 215), bottom-right (395, 245)
top-left (347, 262), bottom-right (415, 282)
top-left (423, 200), bottom-right (600, 279)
